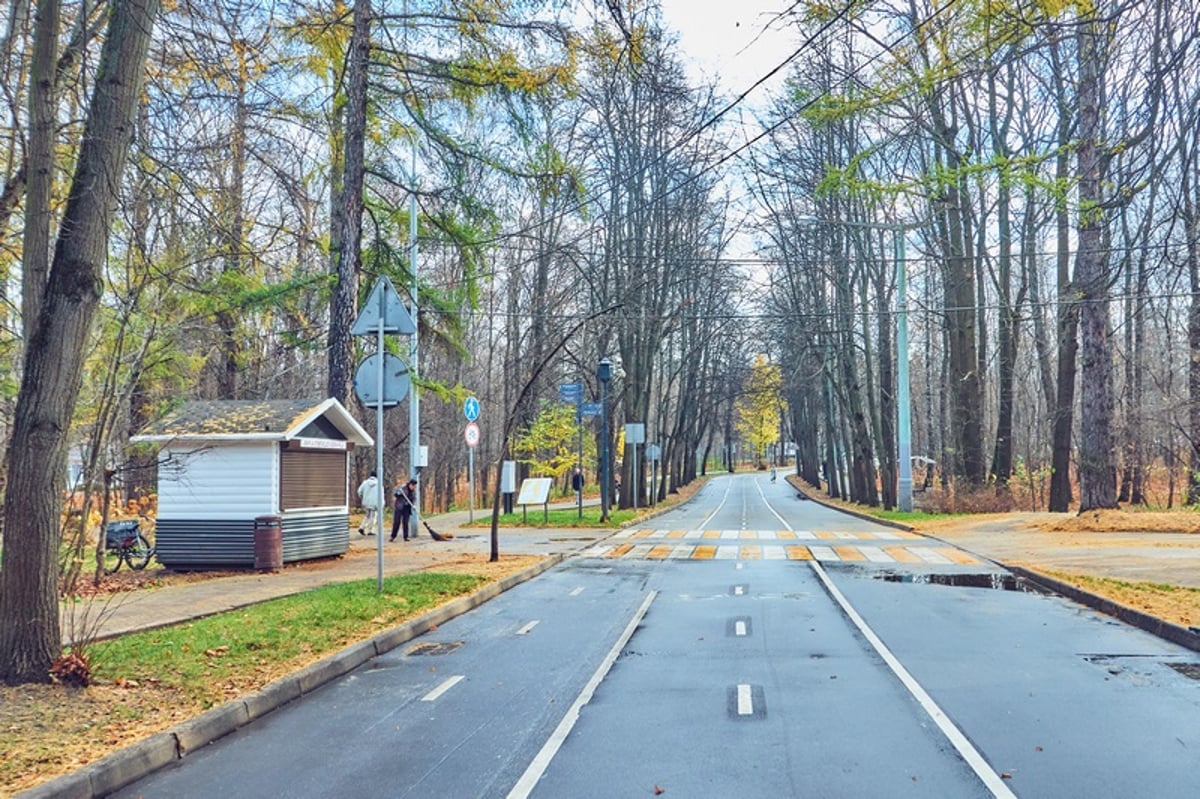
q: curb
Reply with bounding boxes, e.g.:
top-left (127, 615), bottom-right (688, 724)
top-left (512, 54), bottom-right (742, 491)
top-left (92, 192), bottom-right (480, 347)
top-left (788, 479), bottom-right (915, 532)
top-left (17, 553), bottom-right (566, 799)
top-left (1008, 566), bottom-right (1200, 654)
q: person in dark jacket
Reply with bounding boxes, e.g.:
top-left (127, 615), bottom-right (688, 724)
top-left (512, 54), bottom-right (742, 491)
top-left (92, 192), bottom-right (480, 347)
top-left (391, 478), bottom-right (417, 541)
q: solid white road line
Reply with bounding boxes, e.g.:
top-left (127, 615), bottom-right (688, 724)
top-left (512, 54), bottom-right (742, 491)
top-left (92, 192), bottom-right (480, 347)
top-left (507, 591), bottom-right (659, 799)
top-left (516, 621), bottom-right (539, 636)
top-left (737, 684), bottom-right (753, 716)
top-left (568, 586), bottom-right (585, 597)
top-left (809, 561), bottom-right (1016, 799)
top-left (421, 675), bottom-right (465, 702)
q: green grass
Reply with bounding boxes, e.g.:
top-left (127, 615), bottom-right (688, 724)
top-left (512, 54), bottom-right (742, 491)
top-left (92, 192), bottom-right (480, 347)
top-left (869, 509), bottom-right (970, 523)
top-left (88, 572), bottom-right (485, 701)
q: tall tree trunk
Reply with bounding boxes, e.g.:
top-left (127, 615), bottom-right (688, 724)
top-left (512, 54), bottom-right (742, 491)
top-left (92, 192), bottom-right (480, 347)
top-left (1048, 34), bottom-right (1079, 513)
top-left (20, 0), bottom-right (58, 339)
top-left (1074, 16), bottom-right (1118, 512)
top-left (0, 0), bottom-right (160, 685)
top-left (326, 0), bottom-right (371, 404)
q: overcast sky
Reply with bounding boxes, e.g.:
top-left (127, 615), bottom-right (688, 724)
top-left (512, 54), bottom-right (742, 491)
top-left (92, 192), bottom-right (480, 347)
top-left (657, 0), bottom-right (796, 98)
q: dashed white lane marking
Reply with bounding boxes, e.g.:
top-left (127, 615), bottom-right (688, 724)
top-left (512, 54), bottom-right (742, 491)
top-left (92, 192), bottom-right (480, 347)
top-left (733, 585), bottom-right (745, 596)
top-left (734, 621), bottom-right (747, 637)
top-left (569, 587), bottom-right (585, 597)
top-left (736, 684), bottom-right (754, 716)
top-left (810, 562), bottom-right (1016, 798)
top-left (508, 592), bottom-right (658, 799)
top-left (516, 621), bottom-right (539, 636)
top-left (735, 562), bottom-right (744, 570)
top-left (422, 675), bottom-right (465, 702)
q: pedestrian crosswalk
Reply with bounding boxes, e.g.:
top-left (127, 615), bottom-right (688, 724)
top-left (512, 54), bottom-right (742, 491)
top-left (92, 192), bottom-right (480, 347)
top-left (582, 529), bottom-right (980, 565)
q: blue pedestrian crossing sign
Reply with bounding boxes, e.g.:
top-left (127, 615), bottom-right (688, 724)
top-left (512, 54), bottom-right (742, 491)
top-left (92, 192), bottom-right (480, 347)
top-left (463, 396), bottom-right (480, 422)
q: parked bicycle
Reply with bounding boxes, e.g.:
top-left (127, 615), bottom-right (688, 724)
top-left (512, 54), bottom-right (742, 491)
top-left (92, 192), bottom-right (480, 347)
top-left (104, 517), bottom-right (155, 574)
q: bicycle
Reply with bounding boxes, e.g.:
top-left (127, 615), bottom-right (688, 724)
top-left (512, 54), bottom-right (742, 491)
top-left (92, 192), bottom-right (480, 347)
top-left (104, 517), bottom-right (155, 574)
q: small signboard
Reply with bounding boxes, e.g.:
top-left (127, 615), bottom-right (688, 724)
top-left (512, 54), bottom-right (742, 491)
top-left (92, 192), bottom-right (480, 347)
top-left (516, 477), bottom-right (553, 506)
top-left (464, 421), bottom-right (480, 448)
top-left (353, 352), bottom-right (409, 407)
top-left (625, 423), bottom-right (646, 444)
top-left (351, 276), bottom-right (416, 336)
top-left (579, 402), bottom-right (603, 417)
top-left (645, 443), bottom-right (661, 461)
top-left (559, 383), bottom-right (582, 403)
top-left (463, 396), bottom-right (480, 422)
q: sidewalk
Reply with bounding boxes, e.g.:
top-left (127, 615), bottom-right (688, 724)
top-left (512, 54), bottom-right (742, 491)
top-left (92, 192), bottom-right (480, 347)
top-left (923, 511), bottom-right (1200, 589)
top-left (66, 506), bottom-right (611, 643)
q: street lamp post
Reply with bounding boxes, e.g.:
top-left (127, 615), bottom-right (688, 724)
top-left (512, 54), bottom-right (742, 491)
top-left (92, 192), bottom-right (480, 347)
top-left (598, 358), bottom-right (613, 522)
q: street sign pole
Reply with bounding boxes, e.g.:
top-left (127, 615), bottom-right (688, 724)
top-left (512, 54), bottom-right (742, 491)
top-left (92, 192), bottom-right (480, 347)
top-left (577, 403), bottom-right (584, 519)
top-left (375, 307), bottom-right (384, 592)
top-left (468, 446), bottom-right (474, 524)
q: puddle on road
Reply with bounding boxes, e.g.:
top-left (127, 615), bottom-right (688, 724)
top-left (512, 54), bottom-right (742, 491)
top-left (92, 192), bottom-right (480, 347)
top-left (874, 571), bottom-right (1050, 594)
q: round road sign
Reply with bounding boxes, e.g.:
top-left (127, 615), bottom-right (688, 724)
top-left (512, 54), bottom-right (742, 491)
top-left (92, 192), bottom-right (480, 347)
top-left (464, 421), bottom-right (480, 448)
top-left (464, 396), bottom-right (480, 422)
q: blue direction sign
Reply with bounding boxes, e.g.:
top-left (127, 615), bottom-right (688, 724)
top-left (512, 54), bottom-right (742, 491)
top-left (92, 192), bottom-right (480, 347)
top-left (559, 382), bottom-right (582, 404)
top-left (463, 396), bottom-right (480, 422)
top-left (579, 401), bottom-right (603, 417)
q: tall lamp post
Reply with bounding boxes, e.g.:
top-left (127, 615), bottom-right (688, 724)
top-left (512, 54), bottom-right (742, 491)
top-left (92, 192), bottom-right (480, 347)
top-left (801, 216), bottom-right (915, 512)
top-left (598, 358), bottom-right (612, 522)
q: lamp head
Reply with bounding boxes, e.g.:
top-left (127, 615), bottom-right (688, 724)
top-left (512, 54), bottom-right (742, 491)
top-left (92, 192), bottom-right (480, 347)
top-left (597, 358), bottom-right (612, 383)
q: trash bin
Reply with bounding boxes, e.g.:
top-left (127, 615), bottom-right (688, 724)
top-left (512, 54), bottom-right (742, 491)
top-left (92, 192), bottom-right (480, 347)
top-left (253, 515), bottom-right (282, 571)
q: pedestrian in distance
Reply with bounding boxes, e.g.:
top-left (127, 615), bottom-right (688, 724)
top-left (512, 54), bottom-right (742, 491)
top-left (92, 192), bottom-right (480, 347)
top-left (356, 471), bottom-right (380, 535)
top-left (572, 467), bottom-right (584, 495)
top-left (392, 478), bottom-right (418, 542)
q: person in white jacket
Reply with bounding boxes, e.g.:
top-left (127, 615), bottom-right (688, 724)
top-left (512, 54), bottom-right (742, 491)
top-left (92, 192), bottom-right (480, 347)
top-left (356, 471), bottom-right (380, 535)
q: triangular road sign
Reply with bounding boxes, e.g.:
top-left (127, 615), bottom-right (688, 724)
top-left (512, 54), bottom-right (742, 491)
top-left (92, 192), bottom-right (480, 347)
top-left (352, 276), bottom-right (416, 336)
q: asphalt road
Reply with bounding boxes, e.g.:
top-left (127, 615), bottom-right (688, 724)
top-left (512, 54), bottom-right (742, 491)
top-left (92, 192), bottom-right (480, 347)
top-left (114, 473), bottom-right (1200, 798)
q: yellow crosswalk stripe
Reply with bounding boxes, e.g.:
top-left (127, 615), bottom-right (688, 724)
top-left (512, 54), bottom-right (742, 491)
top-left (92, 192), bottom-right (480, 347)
top-left (937, 547), bottom-right (979, 565)
top-left (778, 531), bottom-right (797, 540)
top-left (666, 530), bottom-right (686, 539)
top-left (739, 545), bottom-right (761, 560)
top-left (647, 545), bottom-right (673, 559)
top-left (607, 543), bottom-right (634, 558)
top-left (693, 545), bottom-right (717, 559)
top-left (833, 545), bottom-right (866, 561)
top-left (883, 546), bottom-right (924, 563)
top-left (814, 531), bottom-right (838, 540)
top-left (702, 530), bottom-right (721, 539)
top-left (786, 546), bottom-right (813, 560)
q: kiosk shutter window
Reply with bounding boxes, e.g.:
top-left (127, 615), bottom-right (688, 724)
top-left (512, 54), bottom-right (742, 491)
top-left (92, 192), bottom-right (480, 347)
top-left (281, 450), bottom-right (346, 509)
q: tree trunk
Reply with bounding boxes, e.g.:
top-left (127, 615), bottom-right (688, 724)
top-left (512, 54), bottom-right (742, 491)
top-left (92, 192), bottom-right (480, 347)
top-left (326, 0), bottom-right (371, 404)
top-left (1048, 34), bottom-right (1078, 513)
top-left (0, 0), bottom-right (160, 685)
top-left (1074, 17), bottom-right (1118, 512)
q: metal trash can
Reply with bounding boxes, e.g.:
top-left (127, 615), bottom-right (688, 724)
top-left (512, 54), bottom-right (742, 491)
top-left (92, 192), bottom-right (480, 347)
top-left (253, 515), bottom-right (282, 571)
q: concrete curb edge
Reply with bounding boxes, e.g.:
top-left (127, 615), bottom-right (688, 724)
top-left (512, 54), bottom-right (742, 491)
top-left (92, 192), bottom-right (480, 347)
top-left (1007, 565), bottom-right (1200, 654)
top-left (788, 479), bottom-right (915, 532)
top-left (16, 554), bottom-right (566, 799)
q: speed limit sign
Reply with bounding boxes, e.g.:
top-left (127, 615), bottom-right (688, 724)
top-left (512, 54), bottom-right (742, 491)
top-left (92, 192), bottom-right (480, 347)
top-left (464, 422), bottom-right (480, 448)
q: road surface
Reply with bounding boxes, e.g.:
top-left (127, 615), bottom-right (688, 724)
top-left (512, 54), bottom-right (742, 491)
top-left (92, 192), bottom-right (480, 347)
top-left (115, 473), bottom-right (1200, 798)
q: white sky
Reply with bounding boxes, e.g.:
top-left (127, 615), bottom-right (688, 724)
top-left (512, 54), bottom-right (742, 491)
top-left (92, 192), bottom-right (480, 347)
top-left (657, 0), bottom-right (797, 98)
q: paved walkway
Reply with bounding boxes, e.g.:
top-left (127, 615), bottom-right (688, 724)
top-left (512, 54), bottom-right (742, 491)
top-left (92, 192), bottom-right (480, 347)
top-left (68, 503), bottom-right (1200, 643)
